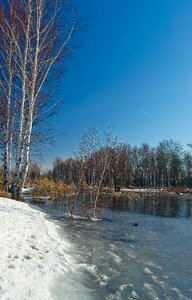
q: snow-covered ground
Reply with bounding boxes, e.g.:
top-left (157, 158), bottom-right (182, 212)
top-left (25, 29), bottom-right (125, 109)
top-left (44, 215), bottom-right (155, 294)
top-left (0, 197), bottom-right (73, 300)
top-left (22, 187), bottom-right (34, 194)
top-left (121, 188), bottom-right (149, 192)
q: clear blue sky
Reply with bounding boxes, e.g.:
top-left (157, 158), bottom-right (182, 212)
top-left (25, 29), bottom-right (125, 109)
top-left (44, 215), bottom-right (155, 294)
top-left (44, 0), bottom-right (192, 167)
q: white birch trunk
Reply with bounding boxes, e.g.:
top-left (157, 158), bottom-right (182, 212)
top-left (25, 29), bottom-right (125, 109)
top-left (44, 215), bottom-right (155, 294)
top-left (93, 155), bottom-right (108, 219)
top-left (21, 111), bottom-right (33, 187)
top-left (21, 1), bottom-right (42, 188)
top-left (2, 37), bottom-right (14, 191)
top-left (12, 1), bottom-right (32, 198)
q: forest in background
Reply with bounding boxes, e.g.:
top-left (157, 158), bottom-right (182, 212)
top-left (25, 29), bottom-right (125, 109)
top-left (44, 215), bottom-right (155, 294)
top-left (42, 133), bottom-right (192, 190)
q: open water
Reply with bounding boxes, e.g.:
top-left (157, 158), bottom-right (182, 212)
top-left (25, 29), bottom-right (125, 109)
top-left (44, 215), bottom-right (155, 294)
top-left (35, 192), bottom-right (192, 300)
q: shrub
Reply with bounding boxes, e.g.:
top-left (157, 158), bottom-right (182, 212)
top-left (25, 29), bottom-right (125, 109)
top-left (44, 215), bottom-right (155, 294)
top-left (0, 170), bottom-right (11, 198)
top-left (32, 178), bottom-right (55, 198)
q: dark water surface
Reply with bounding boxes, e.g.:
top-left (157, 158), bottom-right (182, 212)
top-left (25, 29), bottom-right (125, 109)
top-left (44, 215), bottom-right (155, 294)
top-left (107, 192), bottom-right (192, 218)
top-left (35, 193), bottom-right (192, 299)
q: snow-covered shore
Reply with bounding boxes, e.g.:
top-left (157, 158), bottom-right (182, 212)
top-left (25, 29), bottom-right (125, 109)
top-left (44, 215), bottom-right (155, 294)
top-left (0, 197), bottom-right (73, 300)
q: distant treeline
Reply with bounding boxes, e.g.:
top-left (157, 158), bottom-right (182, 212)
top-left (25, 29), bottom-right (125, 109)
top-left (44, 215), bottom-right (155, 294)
top-left (44, 138), bottom-right (192, 190)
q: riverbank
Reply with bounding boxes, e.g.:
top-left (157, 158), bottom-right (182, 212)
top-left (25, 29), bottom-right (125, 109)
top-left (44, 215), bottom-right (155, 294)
top-left (0, 197), bottom-right (73, 299)
top-left (110, 187), bottom-right (192, 197)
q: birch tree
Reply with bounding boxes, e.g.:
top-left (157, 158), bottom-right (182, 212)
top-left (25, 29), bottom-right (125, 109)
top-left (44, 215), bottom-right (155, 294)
top-left (0, 0), bottom-right (79, 199)
top-left (0, 3), bottom-right (17, 191)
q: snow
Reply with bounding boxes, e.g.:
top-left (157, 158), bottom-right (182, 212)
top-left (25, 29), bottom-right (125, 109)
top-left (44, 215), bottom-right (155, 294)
top-left (121, 188), bottom-right (149, 192)
top-left (22, 187), bottom-right (34, 194)
top-left (0, 197), bottom-right (73, 300)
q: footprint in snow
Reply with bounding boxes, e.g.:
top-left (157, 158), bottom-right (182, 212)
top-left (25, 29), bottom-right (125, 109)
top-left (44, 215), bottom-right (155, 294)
top-left (30, 245), bottom-right (39, 251)
top-left (24, 255), bottom-right (32, 260)
top-left (8, 264), bottom-right (15, 269)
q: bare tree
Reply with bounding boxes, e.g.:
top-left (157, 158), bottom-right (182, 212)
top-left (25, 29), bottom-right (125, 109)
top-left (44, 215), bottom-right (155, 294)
top-left (0, 0), bottom-right (80, 199)
top-left (0, 3), bottom-right (17, 191)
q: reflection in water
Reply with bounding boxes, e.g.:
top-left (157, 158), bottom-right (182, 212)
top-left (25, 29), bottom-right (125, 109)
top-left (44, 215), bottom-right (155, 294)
top-left (107, 192), bottom-right (192, 218)
top-left (186, 199), bottom-right (192, 217)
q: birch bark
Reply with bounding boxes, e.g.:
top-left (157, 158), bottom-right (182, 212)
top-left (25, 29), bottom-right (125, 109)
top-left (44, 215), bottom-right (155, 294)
top-left (12, 0), bottom-right (32, 198)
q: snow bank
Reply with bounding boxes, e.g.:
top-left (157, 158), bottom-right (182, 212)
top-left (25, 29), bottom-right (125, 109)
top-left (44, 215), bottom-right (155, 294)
top-left (121, 188), bottom-right (149, 192)
top-left (0, 197), bottom-right (73, 300)
top-left (22, 187), bottom-right (34, 194)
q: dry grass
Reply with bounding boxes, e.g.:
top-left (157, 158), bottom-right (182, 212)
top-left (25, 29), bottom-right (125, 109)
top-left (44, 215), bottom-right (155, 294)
top-left (32, 178), bottom-right (70, 202)
top-left (166, 186), bottom-right (192, 195)
top-left (0, 170), bottom-right (11, 198)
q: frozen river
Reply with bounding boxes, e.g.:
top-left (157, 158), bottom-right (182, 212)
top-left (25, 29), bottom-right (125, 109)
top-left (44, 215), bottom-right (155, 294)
top-left (36, 193), bottom-right (192, 299)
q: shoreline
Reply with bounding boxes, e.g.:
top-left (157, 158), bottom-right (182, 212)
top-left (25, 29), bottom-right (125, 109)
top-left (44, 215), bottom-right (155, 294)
top-left (103, 187), bottom-right (192, 198)
top-left (0, 197), bottom-right (73, 299)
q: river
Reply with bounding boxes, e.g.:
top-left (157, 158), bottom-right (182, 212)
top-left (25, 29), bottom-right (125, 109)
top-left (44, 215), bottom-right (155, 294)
top-left (33, 192), bottom-right (192, 299)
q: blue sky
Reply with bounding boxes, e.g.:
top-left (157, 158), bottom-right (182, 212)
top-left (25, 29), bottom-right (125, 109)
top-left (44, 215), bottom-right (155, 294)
top-left (44, 0), bottom-right (192, 166)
